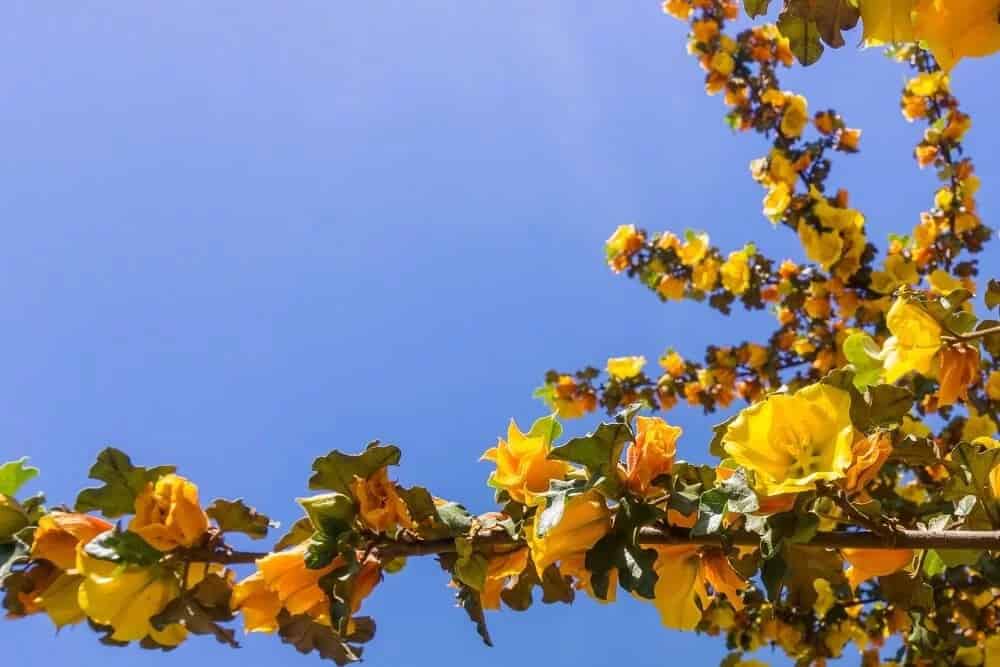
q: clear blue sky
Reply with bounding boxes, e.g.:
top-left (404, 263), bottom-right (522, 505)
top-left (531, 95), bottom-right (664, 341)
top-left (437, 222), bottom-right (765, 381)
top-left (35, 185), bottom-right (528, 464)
top-left (1, 2), bottom-right (996, 665)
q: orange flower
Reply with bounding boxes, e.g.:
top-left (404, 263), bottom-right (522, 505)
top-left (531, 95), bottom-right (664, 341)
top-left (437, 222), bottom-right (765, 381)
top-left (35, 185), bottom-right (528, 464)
top-left (624, 417), bottom-right (682, 497)
top-left (130, 474), bottom-right (210, 551)
top-left (937, 343), bottom-right (980, 407)
top-left (351, 467), bottom-right (415, 533)
top-left (231, 545), bottom-right (380, 633)
top-left (480, 548), bottom-right (530, 610)
top-left (31, 512), bottom-right (112, 571)
top-left (482, 419), bottom-right (570, 506)
top-left (842, 548), bottom-right (913, 590)
top-left (844, 433), bottom-right (891, 498)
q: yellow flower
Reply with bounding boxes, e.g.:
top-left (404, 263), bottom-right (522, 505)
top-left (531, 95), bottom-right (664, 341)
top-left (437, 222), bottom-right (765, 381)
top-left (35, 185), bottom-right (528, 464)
top-left (651, 546), bottom-right (704, 630)
top-left (938, 344), bottom-right (980, 407)
top-left (870, 254), bottom-right (919, 295)
top-left (657, 275), bottom-right (686, 301)
top-left (661, 0), bottom-right (692, 20)
top-left (34, 572), bottom-right (86, 629)
top-left (679, 231), bottom-right (710, 267)
top-left (650, 547), bottom-right (746, 630)
top-left (231, 545), bottom-right (380, 633)
top-left (912, 0), bottom-right (1000, 71)
top-left (722, 384), bottom-right (855, 497)
top-left (482, 419), bottom-right (569, 506)
top-left (813, 197), bottom-right (864, 232)
top-left (779, 94), bottom-right (808, 139)
top-left (32, 512), bottom-right (112, 571)
top-left (691, 19), bottom-right (719, 44)
top-left (859, 0), bottom-right (915, 45)
top-left (710, 51), bottom-right (734, 76)
top-left (721, 249), bottom-right (751, 295)
top-left (798, 223), bottom-right (843, 271)
top-left (660, 351), bottom-right (686, 377)
top-left (928, 268), bottom-right (963, 295)
top-left (607, 355), bottom-right (647, 380)
top-left (606, 224), bottom-right (643, 257)
top-left (813, 578), bottom-right (835, 616)
top-left (880, 297), bottom-right (942, 383)
top-left (527, 491), bottom-right (610, 574)
top-left (763, 183), bottom-right (791, 222)
top-left (76, 549), bottom-right (187, 646)
top-left (907, 71), bottom-right (948, 97)
top-left (842, 548), bottom-right (914, 590)
top-left (691, 257), bottom-right (719, 292)
top-left (767, 149), bottom-right (798, 189)
top-left (351, 467), bottom-right (414, 533)
top-left (844, 433), bottom-right (891, 497)
top-left (624, 417), bottom-right (682, 497)
top-left (987, 371), bottom-right (1000, 401)
top-left (481, 548), bottom-right (530, 610)
top-left (129, 474), bottom-right (210, 552)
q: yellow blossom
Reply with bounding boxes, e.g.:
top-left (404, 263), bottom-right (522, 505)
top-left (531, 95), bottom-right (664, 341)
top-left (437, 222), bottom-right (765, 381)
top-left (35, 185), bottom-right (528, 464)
top-left (911, 0), bottom-right (1000, 71)
top-left (813, 578), bottom-right (836, 616)
top-left (721, 248), bottom-right (751, 295)
top-left (779, 94), bottom-right (808, 139)
top-left (607, 355), bottom-right (647, 380)
top-left (482, 419), bottom-right (570, 507)
top-left (987, 371), bottom-right (1000, 401)
top-left (722, 384), bottom-right (855, 497)
top-left (710, 51), bottom-right (734, 76)
top-left (679, 231), bottom-right (710, 267)
top-left (844, 433), bottom-right (892, 497)
top-left (870, 254), bottom-right (919, 295)
top-left (842, 548), bottom-right (914, 589)
top-left (481, 548), bottom-right (530, 610)
top-left (129, 474), bottom-right (210, 552)
top-left (76, 549), bottom-right (188, 646)
top-left (624, 416), bottom-right (682, 497)
top-left (763, 183), bottom-right (791, 222)
top-left (798, 223), bottom-right (844, 271)
top-left (658, 275), bottom-right (686, 301)
top-left (928, 268), bottom-right (963, 295)
top-left (938, 344), bottom-right (980, 407)
top-left (32, 512), bottom-right (112, 571)
top-left (692, 258), bottom-right (720, 292)
top-left (880, 297), bottom-right (942, 383)
top-left (662, 0), bottom-right (692, 20)
top-left (660, 351), bottom-right (686, 377)
top-left (650, 547), bottom-right (746, 630)
top-left (859, 0), bottom-right (915, 45)
top-left (527, 491), bottom-right (611, 574)
top-left (351, 466), bottom-right (415, 533)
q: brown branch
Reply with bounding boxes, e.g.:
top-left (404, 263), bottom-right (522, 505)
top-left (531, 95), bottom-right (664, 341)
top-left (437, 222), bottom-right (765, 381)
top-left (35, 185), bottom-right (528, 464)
top-left (190, 526), bottom-right (1000, 566)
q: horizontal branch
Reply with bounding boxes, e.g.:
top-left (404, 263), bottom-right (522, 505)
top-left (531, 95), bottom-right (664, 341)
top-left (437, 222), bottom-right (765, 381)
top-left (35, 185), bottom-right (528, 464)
top-left (191, 526), bottom-right (1000, 565)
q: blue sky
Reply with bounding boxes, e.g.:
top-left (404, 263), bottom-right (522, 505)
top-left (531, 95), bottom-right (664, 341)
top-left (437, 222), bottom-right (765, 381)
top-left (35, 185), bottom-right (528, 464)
top-left (1, 2), bottom-right (996, 665)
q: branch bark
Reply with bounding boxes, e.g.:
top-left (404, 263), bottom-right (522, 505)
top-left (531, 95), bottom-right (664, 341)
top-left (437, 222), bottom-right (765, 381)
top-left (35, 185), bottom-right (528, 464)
top-left (200, 526), bottom-right (1000, 565)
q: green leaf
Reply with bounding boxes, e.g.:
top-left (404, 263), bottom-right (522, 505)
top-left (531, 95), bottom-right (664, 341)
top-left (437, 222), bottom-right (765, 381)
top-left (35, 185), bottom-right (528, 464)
top-left (74, 448), bottom-right (176, 518)
top-left (150, 573), bottom-right (239, 648)
top-left (527, 413), bottom-right (563, 444)
top-left (987, 280), bottom-right (1000, 311)
top-left (864, 384), bottom-right (914, 428)
top-left (456, 585), bottom-right (493, 647)
top-left (397, 486), bottom-right (473, 540)
top-left (0, 496), bottom-right (28, 542)
top-left (206, 498), bottom-right (274, 540)
top-left (842, 333), bottom-right (884, 389)
top-left (536, 478), bottom-right (587, 537)
top-left (0, 459), bottom-right (38, 497)
top-left (945, 442), bottom-right (1000, 509)
top-left (777, 11), bottom-right (825, 65)
top-left (84, 529), bottom-right (164, 566)
top-left (274, 517), bottom-right (315, 551)
top-left (802, 0), bottom-right (860, 48)
top-left (585, 498), bottom-right (659, 600)
top-left (549, 421), bottom-right (630, 495)
top-left (743, 0), bottom-right (771, 17)
top-left (454, 538), bottom-right (489, 591)
top-left (298, 493), bottom-right (356, 539)
top-left (921, 549), bottom-right (946, 577)
top-left (309, 442), bottom-right (401, 494)
top-left (276, 610), bottom-right (371, 665)
top-left (978, 319), bottom-right (1000, 359)
top-left (708, 416), bottom-right (737, 459)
